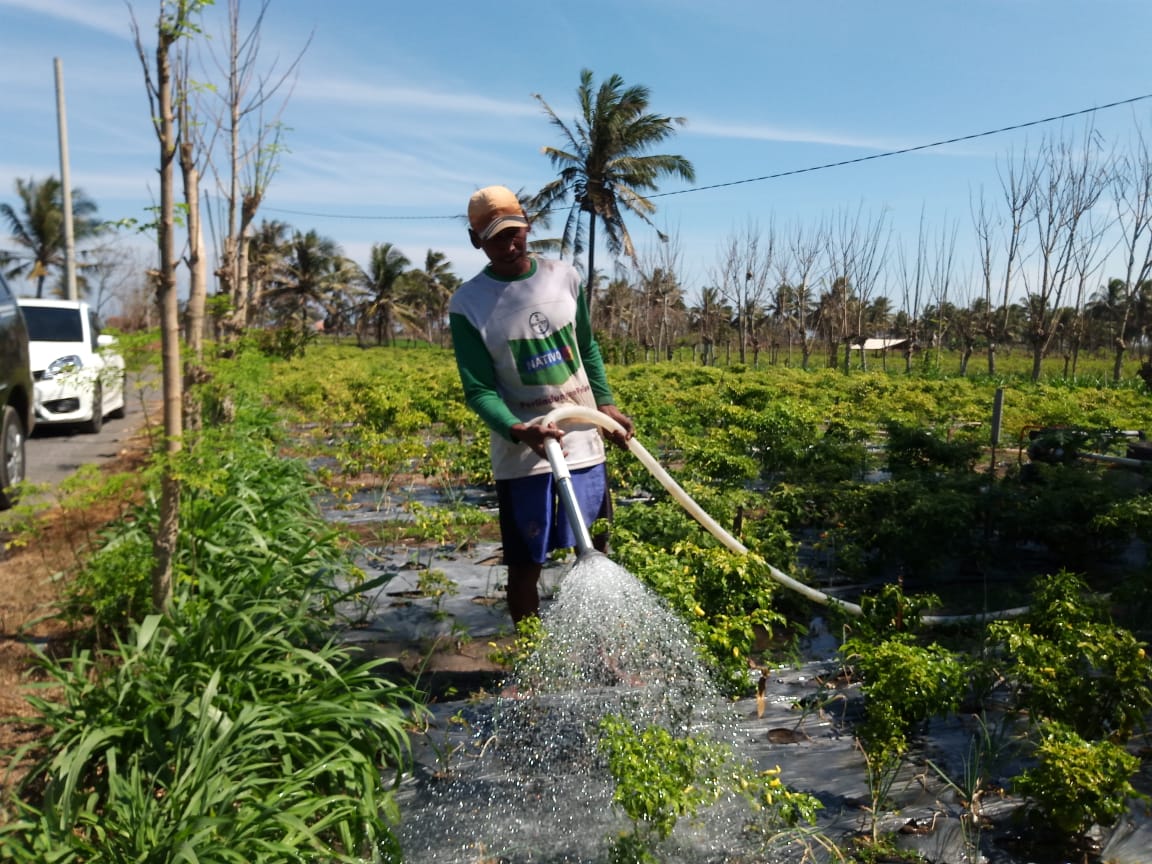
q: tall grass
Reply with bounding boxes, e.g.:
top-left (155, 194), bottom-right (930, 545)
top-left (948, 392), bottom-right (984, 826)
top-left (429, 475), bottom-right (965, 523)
top-left (1, 373), bottom-right (421, 862)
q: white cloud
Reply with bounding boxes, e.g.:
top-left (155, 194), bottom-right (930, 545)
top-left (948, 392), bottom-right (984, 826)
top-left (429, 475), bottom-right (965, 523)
top-left (686, 117), bottom-right (900, 152)
top-left (293, 76), bottom-right (538, 119)
top-left (0, 0), bottom-right (136, 39)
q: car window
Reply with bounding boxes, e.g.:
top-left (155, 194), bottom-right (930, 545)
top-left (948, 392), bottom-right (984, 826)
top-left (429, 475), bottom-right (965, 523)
top-left (22, 307), bottom-right (85, 343)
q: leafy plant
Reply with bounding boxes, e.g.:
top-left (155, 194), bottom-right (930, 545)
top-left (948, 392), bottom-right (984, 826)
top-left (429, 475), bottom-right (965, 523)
top-left (988, 570), bottom-right (1152, 742)
top-left (1013, 720), bottom-right (1142, 836)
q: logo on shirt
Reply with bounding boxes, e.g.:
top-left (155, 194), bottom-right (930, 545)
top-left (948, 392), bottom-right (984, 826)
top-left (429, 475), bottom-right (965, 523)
top-left (529, 311), bottom-right (551, 335)
top-left (510, 322), bottom-right (581, 386)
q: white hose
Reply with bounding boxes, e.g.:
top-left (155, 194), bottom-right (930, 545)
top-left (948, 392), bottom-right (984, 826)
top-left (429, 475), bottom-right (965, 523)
top-left (539, 405), bottom-right (863, 617)
top-left (538, 405), bottom-right (1030, 626)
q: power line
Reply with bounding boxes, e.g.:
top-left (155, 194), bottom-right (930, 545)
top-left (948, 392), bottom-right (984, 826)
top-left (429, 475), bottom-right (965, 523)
top-left (652, 91), bottom-right (1152, 198)
top-left (263, 92), bottom-right (1152, 222)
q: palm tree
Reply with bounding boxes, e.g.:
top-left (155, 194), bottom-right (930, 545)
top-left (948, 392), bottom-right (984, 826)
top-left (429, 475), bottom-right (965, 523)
top-left (410, 249), bottom-right (459, 345)
top-left (532, 69), bottom-right (695, 310)
top-left (265, 229), bottom-right (345, 335)
top-left (358, 242), bottom-right (412, 346)
top-left (242, 219), bottom-right (292, 329)
top-left (1, 176), bottom-right (102, 298)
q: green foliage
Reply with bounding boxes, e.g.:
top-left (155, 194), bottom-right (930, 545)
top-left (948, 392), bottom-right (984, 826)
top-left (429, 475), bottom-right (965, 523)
top-left (251, 323), bottom-right (318, 359)
top-left (825, 475), bottom-right (985, 580)
top-left (597, 714), bottom-right (822, 862)
top-left (992, 462), bottom-right (1137, 571)
top-left (1013, 721), bottom-right (1142, 835)
top-left (598, 715), bottom-right (731, 844)
top-left (487, 613), bottom-right (547, 668)
top-left (852, 583), bottom-right (942, 642)
top-left (988, 570), bottom-right (1152, 742)
top-left (841, 634), bottom-right (967, 754)
top-left (884, 420), bottom-right (983, 476)
top-left (1, 395), bottom-right (420, 862)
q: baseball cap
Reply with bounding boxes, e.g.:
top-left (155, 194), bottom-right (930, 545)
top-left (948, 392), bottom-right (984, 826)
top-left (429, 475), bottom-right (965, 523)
top-left (468, 185), bottom-right (529, 241)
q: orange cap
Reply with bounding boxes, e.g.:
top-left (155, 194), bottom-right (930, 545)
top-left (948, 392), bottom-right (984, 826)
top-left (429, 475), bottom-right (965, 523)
top-left (468, 185), bottom-right (529, 240)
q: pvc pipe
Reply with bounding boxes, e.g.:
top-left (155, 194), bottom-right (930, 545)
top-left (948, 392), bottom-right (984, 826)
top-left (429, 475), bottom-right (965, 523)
top-left (543, 437), bottom-right (594, 555)
top-left (538, 404), bottom-right (1029, 626)
top-left (539, 405), bottom-right (863, 617)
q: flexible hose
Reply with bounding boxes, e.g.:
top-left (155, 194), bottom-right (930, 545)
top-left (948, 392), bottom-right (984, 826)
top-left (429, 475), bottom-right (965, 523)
top-left (539, 405), bottom-right (1030, 626)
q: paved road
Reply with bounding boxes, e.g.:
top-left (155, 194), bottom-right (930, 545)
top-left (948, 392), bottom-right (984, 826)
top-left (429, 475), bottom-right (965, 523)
top-left (22, 375), bottom-right (158, 505)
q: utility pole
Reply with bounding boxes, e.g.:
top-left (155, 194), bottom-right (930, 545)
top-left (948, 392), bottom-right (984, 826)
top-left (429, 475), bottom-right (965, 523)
top-left (54, 57), bottom-right (78, 301)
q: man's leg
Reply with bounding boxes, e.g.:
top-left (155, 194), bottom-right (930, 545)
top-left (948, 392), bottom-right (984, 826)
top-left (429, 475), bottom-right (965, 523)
top-left (506, 562), bottom-right (543, 623)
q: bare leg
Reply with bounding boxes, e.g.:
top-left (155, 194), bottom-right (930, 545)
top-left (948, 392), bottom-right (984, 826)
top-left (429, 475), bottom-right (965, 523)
top-left (507, 562), bottom-right (543, 623)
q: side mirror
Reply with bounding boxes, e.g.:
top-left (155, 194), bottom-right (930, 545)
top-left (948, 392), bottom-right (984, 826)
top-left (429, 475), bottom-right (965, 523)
top-left (97, 334), bottom-right (117, 348)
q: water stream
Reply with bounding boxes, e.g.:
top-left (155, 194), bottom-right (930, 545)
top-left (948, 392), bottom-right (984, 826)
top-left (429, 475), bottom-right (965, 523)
top-left (395, 552), bottom-right (779, 863)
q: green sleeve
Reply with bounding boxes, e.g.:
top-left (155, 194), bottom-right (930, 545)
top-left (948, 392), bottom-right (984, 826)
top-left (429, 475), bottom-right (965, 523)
top-left (576, 288), bottom-right (615, 406)
top-left (449, 312), bottom-right (521, 441)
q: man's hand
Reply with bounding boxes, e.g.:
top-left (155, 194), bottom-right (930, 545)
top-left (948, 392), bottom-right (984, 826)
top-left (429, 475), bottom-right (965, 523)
top-left (598, 404), bottom-right (634, 450)
top-left (510, 421), bottom-right (565, 459)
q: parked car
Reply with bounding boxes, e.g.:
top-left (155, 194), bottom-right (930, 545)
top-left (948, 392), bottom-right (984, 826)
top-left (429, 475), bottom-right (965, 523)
top-left (17, 298), bottom-right (126, 434)
top-left (0, 273), bottom-right (34, 508)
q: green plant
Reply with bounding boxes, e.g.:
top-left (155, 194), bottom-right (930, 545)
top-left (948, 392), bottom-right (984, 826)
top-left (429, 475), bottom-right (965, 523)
top-left (1013, 720), bottom-right (1143, 836)
top-left (598, 715), bottom-right (732, 848)
top-left (416, 567), bottom-right (459, 619)
top-left (597, 715), bottom-right (825, 862)
top-left (842, 634), bottom-right (967, 748)
top-left (988, 570), bottom-right (1152, 742)
top-left (926, 712), bottom-right (1018, 863)
top-left (488, 613), bottom-right (547, 669)
top-left (0, 394), bottom-right (422, 862)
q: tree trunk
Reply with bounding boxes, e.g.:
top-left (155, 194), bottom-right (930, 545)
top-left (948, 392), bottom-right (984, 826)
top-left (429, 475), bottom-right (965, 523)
top-left (180, 155), bottom-right (206, 431)
top-left (585, 209), bottom-right (597, 315)
top-left (151, 20), bottom-right (184, 615)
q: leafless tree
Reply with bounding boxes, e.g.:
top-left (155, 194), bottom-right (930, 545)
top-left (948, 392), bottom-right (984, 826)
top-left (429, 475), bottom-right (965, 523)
top-left (202, 0), bottom-right (308, 334)
top-left (773, 220), bottom-right (824, 369)
top-left (633, 229), bottom-right (688, 361)
top-left (714, 221), bottom-right (773, 364)
top-left (1020, 130), bottom-right (1110, 381)
top-left (1107, 121), bottom-right (1152, 381)
top-left (825, 204), bottom-right (889, 372)
top-left (132, 0), bottom-right (211, 612)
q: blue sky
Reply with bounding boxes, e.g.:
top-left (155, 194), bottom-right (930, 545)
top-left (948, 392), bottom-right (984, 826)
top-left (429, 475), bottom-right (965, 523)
top-left (4, 0), bottom-right (1152, 303)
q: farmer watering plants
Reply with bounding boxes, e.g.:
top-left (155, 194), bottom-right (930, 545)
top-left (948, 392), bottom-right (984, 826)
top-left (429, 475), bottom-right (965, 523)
top-left (448, 185), bottom-right (634, 623)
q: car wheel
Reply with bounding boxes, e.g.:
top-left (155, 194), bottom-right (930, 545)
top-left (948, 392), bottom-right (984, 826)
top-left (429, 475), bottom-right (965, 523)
top-left (0, 404), bottom-right (26, 509)
top-left (108, 372), bottom-right (127, 420)
top-left (82, 383), bottom-right (104, 434)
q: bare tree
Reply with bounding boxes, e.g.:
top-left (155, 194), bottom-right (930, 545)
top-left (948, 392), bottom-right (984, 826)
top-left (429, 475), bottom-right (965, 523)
top-left (774, 221), bottom-right (824, 370)
top-left (204, 0), bottom-right (308, 334)
top-left (894, 213), bottom-right (928, 374)
top-left (825, 204), bottom-right (889, 372)
top-left (714, 221), bottom-right (773, 364)
top-left (633, 229), bottom-right (688, 361)
top-left (972, 148), bottom-right (1039, 375)
top-left (926, 217), bottom-right (959, 372)
top-left (132, 0), bottom-right (211, 612)
top-left (1107, 122), bottom-right (1152, 381)
top-left (1021, 130), bottom-right (1109, 381)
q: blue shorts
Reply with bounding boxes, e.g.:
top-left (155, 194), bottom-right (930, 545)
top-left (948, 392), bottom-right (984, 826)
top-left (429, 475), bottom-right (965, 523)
top-left (496, 463), bottom-right (611, 565)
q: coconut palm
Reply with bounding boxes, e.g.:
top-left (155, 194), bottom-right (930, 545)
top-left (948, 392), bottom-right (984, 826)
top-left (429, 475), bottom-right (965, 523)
top-left (532, 69), bottom-right (695, 309)
top-left (243, 219), bottom-right (292, 328)
top-left (1, 176), bottom-right (102, 298)
top-left (265, 229), bottom-right (346, 334)
top-left (358, 242), bottom-right (414, 346)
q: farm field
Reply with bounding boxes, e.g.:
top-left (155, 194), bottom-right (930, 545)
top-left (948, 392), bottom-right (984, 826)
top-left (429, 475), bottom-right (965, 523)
top-left (4, 338), bottom-right (1152, 862)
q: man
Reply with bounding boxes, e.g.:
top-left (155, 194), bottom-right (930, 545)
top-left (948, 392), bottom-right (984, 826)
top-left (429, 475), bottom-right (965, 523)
top-left (448, 185), bottom-right (634, 623)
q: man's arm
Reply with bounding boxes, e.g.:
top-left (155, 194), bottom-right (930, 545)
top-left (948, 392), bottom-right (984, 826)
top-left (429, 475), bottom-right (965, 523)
top-left (449, 312), bottom-right (521, 441)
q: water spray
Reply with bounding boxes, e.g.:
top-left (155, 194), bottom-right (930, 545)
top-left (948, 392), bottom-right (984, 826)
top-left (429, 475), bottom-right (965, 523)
top-left (538, 405), bottom-right (1029, 625)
